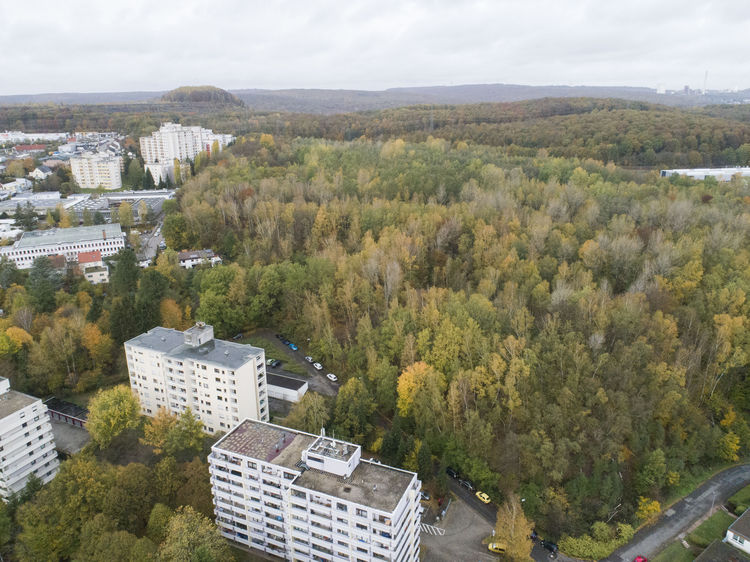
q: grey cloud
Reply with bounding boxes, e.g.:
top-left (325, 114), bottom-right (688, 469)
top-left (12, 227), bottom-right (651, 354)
top-left (0, 0), bottom-right (747, 94)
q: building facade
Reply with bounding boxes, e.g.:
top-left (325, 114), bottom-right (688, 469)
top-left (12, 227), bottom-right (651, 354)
top-left (660, 167), bottom-right (750, 182)
top-left (0, 223), bottom-right (124, 269)
top-left (125, 323), bottom-right (269, 434)
top-left (70, 152), bottom-right (123, 190)
top-left (209, 420), bottom-right (422, 562)
top-left (0, 377), bottom-right (60, 500)
top-left (140, 123), bottom-right (234, 183)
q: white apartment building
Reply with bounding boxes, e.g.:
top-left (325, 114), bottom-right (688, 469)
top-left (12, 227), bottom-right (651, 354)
top-left (140, 123), bottom-right (234, 183)
top-left (70, 152), bottom-right (123, 190)
top-left (0, 223), bottom-right (125, 269)
top-left (125, 323), bottom-right (269, 434)
top-left (209, 420), bottom-right (422, 562)
top-left (0, 377), bottom-right (59, 500)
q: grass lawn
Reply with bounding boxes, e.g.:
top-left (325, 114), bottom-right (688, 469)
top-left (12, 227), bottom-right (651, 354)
top-left (728, 484), bottom-right (750, 514)
top-left (686, 510), bottom-right (736, 548)
top-left (652, 542), bottom-right (695, 562)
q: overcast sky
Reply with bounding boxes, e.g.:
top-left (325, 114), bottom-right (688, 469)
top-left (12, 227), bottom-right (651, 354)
top-left (1, 0), bottom-right (747, 95)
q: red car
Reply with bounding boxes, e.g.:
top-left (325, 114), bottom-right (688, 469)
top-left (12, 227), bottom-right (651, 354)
top-left (634, 557), bottom-right (648, 562)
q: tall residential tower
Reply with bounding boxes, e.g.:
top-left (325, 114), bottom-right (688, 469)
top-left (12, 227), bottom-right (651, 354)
top-left (125, 323), bottom-right (269, 434)
top-left (209, 420), bottom-right (422, 561)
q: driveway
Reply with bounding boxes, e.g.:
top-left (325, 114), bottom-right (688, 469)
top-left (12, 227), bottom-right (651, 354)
top-left (605, 464), bottom-right (750, 561)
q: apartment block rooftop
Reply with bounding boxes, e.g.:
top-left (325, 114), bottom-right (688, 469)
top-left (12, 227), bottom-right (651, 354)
top-left (0, 377), bottom-right (38, 419)
top-left (126, 324), bottom-right (264, 369)
top-left (13, 223), bottom-right (123, 248)
top-left (214, 419), bottom-right (417, 512)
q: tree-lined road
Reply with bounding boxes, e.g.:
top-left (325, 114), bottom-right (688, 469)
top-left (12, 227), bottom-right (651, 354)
top-left (605, 464), bottom-right (750, 562)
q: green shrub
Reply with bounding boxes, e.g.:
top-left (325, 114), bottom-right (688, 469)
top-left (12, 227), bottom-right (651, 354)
top-left (559, 522), bottom-right (635, 560)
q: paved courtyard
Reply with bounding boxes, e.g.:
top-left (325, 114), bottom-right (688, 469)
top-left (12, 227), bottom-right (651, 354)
top-left (50, 419), bottom-right (90, 455)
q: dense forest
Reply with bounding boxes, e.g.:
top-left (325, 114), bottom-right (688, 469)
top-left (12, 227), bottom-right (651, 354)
top-left (4, 97), bottom-right (750, 168)
top-left (3, 110), bottom-right (750, 557)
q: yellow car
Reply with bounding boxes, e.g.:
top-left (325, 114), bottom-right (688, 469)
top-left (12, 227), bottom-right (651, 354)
top-left (476, 491), bottom-right (491, 504)
top-left (488, 542), bottom-right (507, 553)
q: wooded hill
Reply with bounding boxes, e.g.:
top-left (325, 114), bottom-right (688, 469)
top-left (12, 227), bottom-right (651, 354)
top-left (3, 97), bottom-right (750, 169)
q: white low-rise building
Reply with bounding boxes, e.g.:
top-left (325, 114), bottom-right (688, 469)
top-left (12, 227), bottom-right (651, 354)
top-left (0, 223), bottom-right (125, 269)
top-left (71, 152), bottom-right (123, 190)
top-left (209, 420), bottom-right (422, 561)
top-left (177, 249), bottom-right (222, 269)
top-left (77, 250), bottom-right (109, 284)
top-left (125, 323), bottom-right (269, 434)
top-left (0, 377), bottom-right (60, 500)
top-left (660, 167), bottom-right (750, 181)
top-left (727, 508), bottom-right (750, 555)
top-left (1, 178), bottom-right (32, 195)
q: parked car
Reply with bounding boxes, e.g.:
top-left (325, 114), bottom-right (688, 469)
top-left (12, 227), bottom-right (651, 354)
top-left (419, 491), bottom-right (431, 501)
top-left (275, 333), bottom-right (283, 339)
top-left (458, 479), bottom-right (475, 492)
top-left (540, 540), bottom-right (558, 558)
top-left (266, 359), bottom-right (281, 368)
top-left (326, 373), bottom-right (338, 382)
top-left (367, 457), bottom-right (381, 464)
top-left (475, 491), bottom-right (491, 504)
top-left (282, 338), bottom-right (290, 345)
top-left (233, 333), bottom-right (243, 340)
top-left (313, 362), bottom-right (323, 370)
top-left (288, 343), bottom-right (298, 351)
top-left (446, 467), bottom-right (458, 479)
top-left (488, 542), bottom-right (507, 554)
top-left (530, 529), bottom-right (539, 542)
top-left (304, 356), bottom-right (313, 363)
top-left (633, 557), bottom-right (648, 562)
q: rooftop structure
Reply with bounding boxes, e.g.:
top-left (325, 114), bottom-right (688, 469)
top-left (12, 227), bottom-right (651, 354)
top-left (660, 167), bottom-right (750, 181)
top-left (0, 377), bottom-right (60, 500)
top-left (697, 539), bottom-right (750, 561)
top-left (210, 420), bottom-right (421, 560)
top-left (125, 324), bottom-right (269, 434)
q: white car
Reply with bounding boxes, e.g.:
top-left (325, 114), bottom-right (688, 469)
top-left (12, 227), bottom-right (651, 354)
top-left (313, 362), bottom-right (323, 371)
top-left (304, 356), bottom-right (313, 363)
top-left (326, 373), bottom-right (338, 382)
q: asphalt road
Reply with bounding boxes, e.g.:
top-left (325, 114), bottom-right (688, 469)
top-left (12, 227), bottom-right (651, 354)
top-left (605, 464), bottom-right (750, 562)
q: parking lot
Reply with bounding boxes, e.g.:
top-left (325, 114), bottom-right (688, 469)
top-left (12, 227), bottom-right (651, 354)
top-left (420, 495), bottom-right (496, 561)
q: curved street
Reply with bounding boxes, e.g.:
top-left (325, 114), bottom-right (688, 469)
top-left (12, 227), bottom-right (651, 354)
top-left (605, 463), bottom-right (750, 562)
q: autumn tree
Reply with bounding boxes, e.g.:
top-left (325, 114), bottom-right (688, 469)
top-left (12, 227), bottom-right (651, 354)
top-left (159, 505), bottom-right (230, 562)
top-left (285, 392), bottom-right (330, 434)
top-left (87, 385), bottom-right (141, 448)
top-left (494, 493), bottom-right (534, 561)
top-left (333, 377), bottom-right (375, 442)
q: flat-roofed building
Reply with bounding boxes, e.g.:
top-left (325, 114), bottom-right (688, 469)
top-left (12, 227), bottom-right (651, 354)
top-left (71, 152), bottom-right (123, 190)
top-left (209, 420), bottom-right (422, 561)
top-left (0, 377), bottom-right (59, 500)
top-left (177, 249), bottom-right (222, 269)
top-left (125, 323), bottom-right (269, 434)
top-left (660, 167), bottom-right (750, 181)
top-left (0, 223), bottom-right (124, 269)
